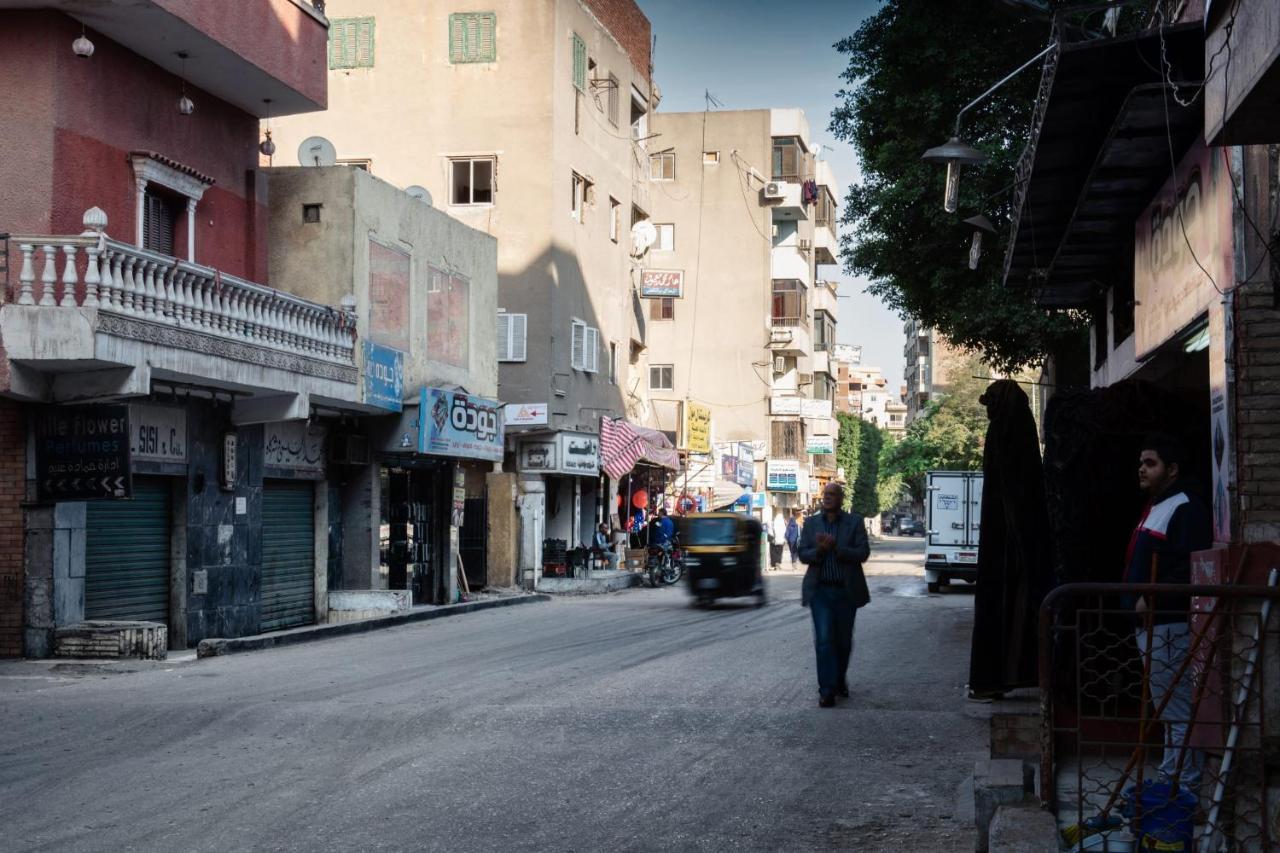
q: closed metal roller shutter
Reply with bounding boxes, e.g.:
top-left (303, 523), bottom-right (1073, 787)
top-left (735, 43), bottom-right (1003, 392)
top-left (85, 477), bottom-right (171, 623)
top-left (261, 481), bottom-right (315, 632)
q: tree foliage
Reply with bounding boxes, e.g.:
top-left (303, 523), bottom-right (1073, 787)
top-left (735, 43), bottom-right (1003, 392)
top-left (883, 356), bottom-right (990, 506)
top-left (835, 413), bottom-right (892, 517)
top-left (830, 1), bottom-right (1087, 372)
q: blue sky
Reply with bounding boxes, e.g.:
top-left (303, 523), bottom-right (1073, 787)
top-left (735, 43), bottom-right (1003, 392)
top-left (636, 0), bottom-right (904, 389)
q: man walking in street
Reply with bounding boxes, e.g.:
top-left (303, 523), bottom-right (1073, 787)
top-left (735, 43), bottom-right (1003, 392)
top-left (1125, 434), bottom-right (1211, 787)
top-left (785, 511), bottom-right (801, 570)
top-left (797, 482), bottom-right (871, 707)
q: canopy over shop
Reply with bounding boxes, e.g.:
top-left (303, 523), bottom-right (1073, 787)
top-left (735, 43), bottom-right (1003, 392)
top-left (599, 417), bottom-right (680, 534)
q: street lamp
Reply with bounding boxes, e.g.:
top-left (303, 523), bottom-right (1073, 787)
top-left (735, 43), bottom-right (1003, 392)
top-left (962, 215), bottom-right (996, 269)
top-left (921, 42), bottom-right (1057, 212)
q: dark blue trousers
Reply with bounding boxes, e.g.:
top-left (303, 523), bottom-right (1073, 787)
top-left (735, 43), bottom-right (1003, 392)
top-left (810, 584), bottom-right (857, 697)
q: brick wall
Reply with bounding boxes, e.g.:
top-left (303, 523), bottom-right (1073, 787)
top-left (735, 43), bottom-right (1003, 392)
top-left (582, 0), bottom-right (651, 79)
top-left (1234, 280), bottom-right (1280, 543)
top-left (0, 400), bottom-right (24, 656)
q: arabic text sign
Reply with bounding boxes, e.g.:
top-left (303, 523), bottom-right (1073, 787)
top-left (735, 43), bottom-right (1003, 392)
top-left (263, 421), bottom-right (327, 476)
top-left (363, 341), bottom-right (405, 412)
top-left (419, 387), bottom-right (505, 462)
top-left (559, 432), bottom-right (599, 475)
top-left (806, 434), bottom-right (834, 455)
top-left (639, 269), bottom-right (684, 298)
top-left (766, 460), bottom-right (800, 493)
top-left (34, 405), bottom-right (132, 501)
top-left (769, 396), bottom-right (802, 416)
top-left (801, 399), bottom-right (832, 420)
top-left (683, 402), bottom-right (711, 453)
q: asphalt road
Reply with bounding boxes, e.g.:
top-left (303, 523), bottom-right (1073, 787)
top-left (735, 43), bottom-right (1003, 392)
top-left (0, 536), bottom-right (988, 852)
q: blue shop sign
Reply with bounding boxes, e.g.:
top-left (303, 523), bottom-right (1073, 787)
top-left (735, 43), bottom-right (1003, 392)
top-left (418, 387), bottom-right (504, 462)
top-left (363, 341), bottom-right (405, 412)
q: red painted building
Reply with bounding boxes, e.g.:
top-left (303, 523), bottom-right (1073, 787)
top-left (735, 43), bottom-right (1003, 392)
top-left (0, 0), bottom-right (334, 657)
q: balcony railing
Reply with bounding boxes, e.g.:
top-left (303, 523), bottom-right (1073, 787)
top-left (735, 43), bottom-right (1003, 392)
top-left (9, 212), bottom-right (356, 366)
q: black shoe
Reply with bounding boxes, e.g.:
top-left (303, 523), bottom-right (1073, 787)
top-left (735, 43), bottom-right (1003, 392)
top-left (818, 694), bottom-right (835, 708)
top-left (836, 683), bottom-right (850, 698)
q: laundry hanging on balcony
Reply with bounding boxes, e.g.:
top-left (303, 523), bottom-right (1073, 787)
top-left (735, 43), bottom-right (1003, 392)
top-left (599, 417), bottom-right (679, 480)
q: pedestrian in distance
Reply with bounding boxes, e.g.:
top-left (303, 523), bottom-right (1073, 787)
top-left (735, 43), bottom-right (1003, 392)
top-left (797, 482), bottom-right (871, 708)
top-left (784, 511), bottom-right (801, 569)
top-left (1124, 433), bottom-right (1211, 787)
top-left (769, 511), bottom-right (787, 570)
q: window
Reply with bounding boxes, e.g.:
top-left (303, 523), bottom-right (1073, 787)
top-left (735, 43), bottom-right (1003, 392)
top-left (772, 136), bottom-right (804, 181)
top-left (497, 313), bottom-right (527, 362)
top-left (654, 223), bottom-right (674, 252)
top-left (703, 151), bottom-right (720, 165)
top-left (337, 158), bottom-right (372, 171)
top-left (449, 12), bottom-right (496, 63)
top-left (649, 151), bottom-right (675, 181)
top-left (771, 279), bottom-right (807, 327)
top-left (609, 197), bottom-right (621, 242)
top-left (571, 33), bottom-right (587, 90)
top-left (142, 188), bottom-right (179, 256)
top-left (451, 158), bottom-right (494, 205)
top-left (771, 421), bottom-right (802, 459)
top-left (649, 364), bottom-right (674, 391)
top-left (302, 203), bottom-right (322, 223)
top-left (427, 267), bottom-right (470, 369)
top-left (649, 297), bottom-right (674, 321)
top-left (329, 18), bottom-right (375, 69)
top-left (816, 189), bottom-right (837, 227)
top-left (609, 342), bottom-right (618, 385)
top-left (815, 373), bottom-right (836, 403)
top-left (607, 73), bottom-right (620, 126)
top-left (571, 320), bottom-right (599, 372)
top-left (571, 173), bottom-right (593, 222)
top-left (813, 310), bottom-right (835, 351)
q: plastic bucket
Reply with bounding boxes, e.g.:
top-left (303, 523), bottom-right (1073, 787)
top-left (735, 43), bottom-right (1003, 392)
top-left (1121, 781), bottom-right (1196, 850)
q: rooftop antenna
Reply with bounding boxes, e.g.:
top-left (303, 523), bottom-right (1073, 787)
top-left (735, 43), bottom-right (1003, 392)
top-left (704, 90), bottom-right (723, 111)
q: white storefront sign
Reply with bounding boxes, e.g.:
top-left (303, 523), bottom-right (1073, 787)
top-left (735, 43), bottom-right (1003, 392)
top-left (801, 399), bottom-right (833, 420)
top-left (769, 396), bottom-right (802, 416)
top-left (505, 403), bottom-right (549, 426)
top-left (129, 404), bottom-right (187, 464)
top-left (766, 460), bottom-right (800, 492)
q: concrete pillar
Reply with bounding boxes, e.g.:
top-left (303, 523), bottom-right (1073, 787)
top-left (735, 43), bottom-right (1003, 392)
top-left (571, 477), bottom-right (582, 547)
top-left (313, 480), bottom-right (328, 622)
top-left (169, 482), bottom-right (188, 650)
top-left (340, 463), bottom-right (379, 589)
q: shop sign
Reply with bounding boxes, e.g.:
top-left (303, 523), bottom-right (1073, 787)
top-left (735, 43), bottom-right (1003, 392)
top-left (801, 399), bottom-right (833, 420)
top-left (770, 396), bottom-right (802, 416)
top-left (766, 460), bottom-right (800, 492)
top-left (518, 439), bottom-right (556, 472)
top-left (807, 434), bottom-right (834, 455)
top-left (452, 467), bottom-right (466, 527)
top-left (264, 421), bottom-right (326, 477)
top-left (419, 387), bottom-right (504, 462)
top-left (719, 448), bottom-right (737, 480)
top-left (639, 269), bottom-right (683, 298)
top-left (129, 404), bottom-right (186, 464)
top-left (682, 402), bottom-right (711, 453)
top-left (363, 341), bottom-right (406, 412)
top-left (736, 442), bottom-right (754, 487)
top-left (751, 492), bottom-right (767, 509)
top-left (505, 403), bottom-right (548, 426)
top-left (34, 405), bottom-right (131, 501)
top-left (559, 433), bottom-right (599, 476)
top-left (1134, 140), bottom-right (1234, 360)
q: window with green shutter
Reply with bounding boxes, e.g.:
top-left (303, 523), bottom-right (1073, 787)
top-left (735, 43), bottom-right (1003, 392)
top-left (571, 33), bottom-right (586, 91)
top-left (449, 12), bottom-right (496, 63)
top-left (329, 18), bottom-right (375, 69)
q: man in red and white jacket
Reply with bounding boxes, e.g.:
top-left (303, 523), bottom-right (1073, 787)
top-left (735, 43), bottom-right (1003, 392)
top-left (1124, 434), bottom-right (1212, 787)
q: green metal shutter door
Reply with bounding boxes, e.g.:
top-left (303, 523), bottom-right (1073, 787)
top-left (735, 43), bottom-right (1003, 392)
top-left (261, 481), bottom-right (315, 632)
top-left (85, 478), bottom-right (171, 623)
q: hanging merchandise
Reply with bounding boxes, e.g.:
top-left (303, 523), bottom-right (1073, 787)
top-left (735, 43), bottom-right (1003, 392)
top-left (632, 488), bottom-right (649, 509)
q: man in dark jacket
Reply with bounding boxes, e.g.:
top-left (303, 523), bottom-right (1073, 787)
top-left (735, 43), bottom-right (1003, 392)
top-left (1125, 434), bottom-right (1212, 786)
top-left (797, 482), bottom-right (871, 707)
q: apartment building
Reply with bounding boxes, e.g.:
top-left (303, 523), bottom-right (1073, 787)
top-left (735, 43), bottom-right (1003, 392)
top-left (902, 317), bottom-right (966, 423)
top-left (645, 109), bottom-right (842, 516)
top-left (268, 0), bottom-right (667, 582)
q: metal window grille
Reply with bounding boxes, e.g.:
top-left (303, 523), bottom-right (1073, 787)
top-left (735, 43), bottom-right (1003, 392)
top-left (771, 421), bottom-right (802, 459)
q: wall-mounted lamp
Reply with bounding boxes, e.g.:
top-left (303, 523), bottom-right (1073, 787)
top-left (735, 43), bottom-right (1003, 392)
top-left (962, 214), bottom-right (996, 269)
top-left (72, 25), bottom-right (94, 58)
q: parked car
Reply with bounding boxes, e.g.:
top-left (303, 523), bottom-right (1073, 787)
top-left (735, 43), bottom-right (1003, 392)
top-left (897, 517), bottom-right (924, 537)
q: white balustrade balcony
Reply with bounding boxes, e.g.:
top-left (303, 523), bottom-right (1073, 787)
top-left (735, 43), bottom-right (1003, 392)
top-left (1, 209), bottom-right (359, 413)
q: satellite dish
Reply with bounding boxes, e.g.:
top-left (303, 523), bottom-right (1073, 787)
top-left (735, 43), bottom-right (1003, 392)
top-left (406, 185), bottom-right (433, 207)
top-left (630, 220), bottom-right (657, 257)
top-left (298, 136), bottom-right (337, 167)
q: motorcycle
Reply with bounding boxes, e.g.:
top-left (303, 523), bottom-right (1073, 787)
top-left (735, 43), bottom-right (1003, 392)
top-left (646, 541), bottom-right (685, 587)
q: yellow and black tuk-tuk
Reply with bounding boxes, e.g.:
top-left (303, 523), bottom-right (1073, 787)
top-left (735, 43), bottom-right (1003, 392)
top-left (678, 512), bottom-right (766, 608)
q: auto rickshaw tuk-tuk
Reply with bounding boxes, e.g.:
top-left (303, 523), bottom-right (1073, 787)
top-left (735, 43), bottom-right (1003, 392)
top-left (678, 512), bottom-right (766, 608)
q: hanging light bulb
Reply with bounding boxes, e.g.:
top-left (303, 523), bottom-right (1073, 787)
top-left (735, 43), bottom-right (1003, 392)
top-left (922, 136), bottom-right (988, 214)
top-left (176, 51), bottom-right (194, 115)
top-left (72, 25), bottom-right (94, 58)
top-left (259, 130), bottom-right (277, 158)
top-left (944, 163), bottom-right (962, 214)
top-left (962, 215), bottom-right (996, 270)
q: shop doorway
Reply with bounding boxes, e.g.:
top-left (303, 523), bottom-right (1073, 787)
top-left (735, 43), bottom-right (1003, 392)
top-left (380, 461), bottom-right (450, 605)
top-left (459, 497), bottom-right (487, 590)
top-left (85, 477), bottom-right (171, 624)
top-left (261, 480), bottom-right (316, 632)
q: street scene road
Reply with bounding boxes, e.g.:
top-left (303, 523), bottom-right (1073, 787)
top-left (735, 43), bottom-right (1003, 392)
top-left (0, 537), bottom-right (987, 852)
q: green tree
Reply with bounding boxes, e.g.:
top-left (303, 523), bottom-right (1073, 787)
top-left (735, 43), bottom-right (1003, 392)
top-left (851, 422), bottom-right (883, 517)
top-left (835, 412), bottom-right (862, 510)
top-left (876, 434), bottom-right (905, 513)
top-left (830, 1), bottom-right (1087, 372)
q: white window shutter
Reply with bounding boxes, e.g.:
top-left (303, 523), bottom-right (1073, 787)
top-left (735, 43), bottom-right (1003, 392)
top-left (585, 327), bottom-right (599, 373)
top-left (496, 313), bottom-right (511, 361)
top-left (571, 321), bottom-right (585, 369)
top-left (511, 314), bottom-right (527, 361)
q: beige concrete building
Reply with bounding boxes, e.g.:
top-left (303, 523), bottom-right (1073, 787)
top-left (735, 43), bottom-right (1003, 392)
top-left (267, 0), bottom-right (659, 582)
top-left (645, 108), bottom-right (841, 516)
top-left (903, 318), bottom-right (968, 423)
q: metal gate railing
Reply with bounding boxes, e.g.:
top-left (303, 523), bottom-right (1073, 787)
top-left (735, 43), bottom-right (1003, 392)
top-left (1039, 580), bottom-right (1279, 851)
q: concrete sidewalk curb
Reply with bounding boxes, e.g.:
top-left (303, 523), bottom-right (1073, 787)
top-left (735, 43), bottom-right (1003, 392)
top-left (197, 594), bottom-right (551, 659)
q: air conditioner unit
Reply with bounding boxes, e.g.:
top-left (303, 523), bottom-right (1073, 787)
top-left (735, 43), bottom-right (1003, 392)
top-left (328, 435), bottom-right (370, 466)
top-left (772, 356), bottom-right (786, 374)
top-left (763, 181), bottom-right (786, 200)
top-left (798, 239), bottom-right (812, 252)
top-left (797, 372), bottom-right (814, 386)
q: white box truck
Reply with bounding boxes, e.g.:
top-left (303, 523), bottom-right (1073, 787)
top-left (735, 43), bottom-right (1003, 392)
top-left (924, 471), bottom-right (983, 593)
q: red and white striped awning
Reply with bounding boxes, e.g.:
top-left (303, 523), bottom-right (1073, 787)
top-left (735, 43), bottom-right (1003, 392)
top-left (599, 417), bottom-right (680, 480)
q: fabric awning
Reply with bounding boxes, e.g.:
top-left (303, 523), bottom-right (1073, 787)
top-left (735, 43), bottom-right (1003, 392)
top-left (711, 479), bottom-right (749, 510)
top-left (599, 417), bottom-right (680, 480)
